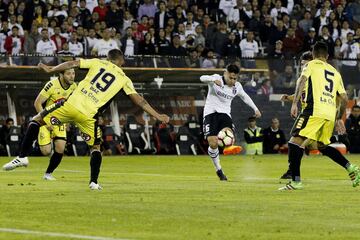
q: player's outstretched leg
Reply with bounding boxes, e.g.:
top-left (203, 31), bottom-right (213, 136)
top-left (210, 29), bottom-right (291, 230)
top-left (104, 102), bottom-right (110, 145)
top-left (43, 139), bottom-right (66, 181)
top-left (320, 145), bottom-right (360, 187)
top-left (89, 147), bottom-right (102, 190)
top-left (279, 140), bottom-right (304, 190)
top-left (207, 136), bottom-right (227, 181)
top-left (3, 120), bottom-right (43, 171)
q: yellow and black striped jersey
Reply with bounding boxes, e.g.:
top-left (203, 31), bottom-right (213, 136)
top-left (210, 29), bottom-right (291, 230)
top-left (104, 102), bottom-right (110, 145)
top-left (39, 78), bottom-right (77, 107)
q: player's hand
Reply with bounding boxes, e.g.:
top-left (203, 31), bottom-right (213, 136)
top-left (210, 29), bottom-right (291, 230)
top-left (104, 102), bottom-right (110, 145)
top-left (281, 94), bottom-right (289, 102)
top-left (38, 63), bottom-right (52, 73)
top-left (254, 110), bottom-right (261, 118)
top-left (335, 119), bottom-right (346, 135)
top-left (157, 114), bottom-right (170, 124)
top-left (46, 125), bottom-right (54, 131)
top-left (291, 104), bottom-right (298, 118)
top-left (214, 80), bottom-right (223, 87)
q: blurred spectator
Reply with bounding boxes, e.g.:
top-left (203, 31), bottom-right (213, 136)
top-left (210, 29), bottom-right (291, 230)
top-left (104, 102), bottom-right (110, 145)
top-left (93, 0), bottom-right (108, 22)
top-left (219, 0), bottom-right (237, 17)
top-left (106, 0), bottom-right (124, 32)
top-left (139, 32), bottom-right (155, 55)
top-left (270, 0), bottom-right (290, 23)
top-left (78, 0), bottom-right (92, 26)
top-left (121, 27), bottom-right (138, 56)
top-left (228, 0), bottom-right (249, 27)
top-left (137, 0), bottom-right (157, 21)
top-left (0, 20), bottom-right (11, 53)
top-left (185, 49), bottom-right (201, 68)
top-left (275, 65), bottom-right (296, 88)
top-left (8, 15), bottom-right (24, 36)
top-left (262, 118), bottom-right (287, 154)
top-left (233, 20), bottom-right (247, 44)
top-left (138, 15), bottom-right (150, 35)
top-left (154, 1), bottom-right (171, 29)
top-left (0, 118), bottom-right (14, 156)
top-left (92, 28), bottom-right (119, 56)
top-left (201, 49), bottom-right (217, 68)
top-left (268, 40), bottom-right (285, 79)
top-left (244, 116), bottom-right (263, 155)
top-left (318, 25), bottom-right (335, 58)
top-left (313, 8), bottom-right (329, 34)
top-left (68, 32), bottom-right (83, 56)
top-left (298, 11), bottom-right (313, 34)
top-left (36, 28), bottom-right (57, 64)
top-left (173, 5), bottom-right (186, 26)
top-left (194, 25), bottom-right (205, 47)
top-left (340, 21), bottom-right (354, 43)
top-left (86, 28), bottom-right (99, 54)
top-left (340, 32), bottom-right (360, 85)
top-left (224, 32), bottom-right (240, 63)
top-left (211, 21), bottom-right (228, 56)
top-left (248, 9), bottom-right (262, 34)
top-left (131, 20), bottom-right (143, 41)
top-left (169, 34), bottom-right (187, 67)
top-left (302, 27), bottom-right (317, 52)
top-left (259, 15), bottom-right (275, 45)
top-left (123, 10), bottom-right (134, 32)
top-left (4, 26), bottom-right (23, 55)
top-left (282, 28), bottom-right (302, 58)
top-left (240, 31), bottom-right (258, 68)
top-left (155, 28), bottom-right (170, 55)
top-left (24, 25), bottom-right (41, 56)
top-left (257, 79), bottom-right (273, 95)
top-left (345, 105), bottom-right (360, 153)
top-left (51, 26), bottom-right (66, 52)
top-left (201, 14), bottom-right (216, 48)
top-left (269, 19), bottom-right (287, 47)
top-left (330, 20), bottom-right (341, 41)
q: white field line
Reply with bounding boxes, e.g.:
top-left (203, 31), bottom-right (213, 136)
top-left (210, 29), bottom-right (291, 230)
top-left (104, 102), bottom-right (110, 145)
top-left (0, 228), bottom-right (130, 240)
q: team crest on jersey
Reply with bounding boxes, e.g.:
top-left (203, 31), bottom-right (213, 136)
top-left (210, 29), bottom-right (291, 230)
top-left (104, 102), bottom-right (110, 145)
top-left (50, 117), bottom-right (61, 125)
top-left (232, 87), bottom-right (237, 95)
top-left (80, 132), bottom-right (91, 142)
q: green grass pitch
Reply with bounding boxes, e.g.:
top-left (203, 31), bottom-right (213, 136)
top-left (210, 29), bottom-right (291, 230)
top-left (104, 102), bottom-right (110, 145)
top-left (1, 155), bottom-right (360, 240)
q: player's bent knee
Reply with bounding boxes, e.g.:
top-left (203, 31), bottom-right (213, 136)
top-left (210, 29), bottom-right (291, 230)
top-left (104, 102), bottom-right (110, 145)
top-left (207, 136), bottom-right (218, 149)
top-left (289, 136), bottom-right (305, 147)
top-left (54, 139), bottom-right (66, 154)
top-left (317, 142), bottom-right (327, 150)
top-left (40, 145), bottom-right (52, 156)
top-left (90, 145), bottom-right (101, 154)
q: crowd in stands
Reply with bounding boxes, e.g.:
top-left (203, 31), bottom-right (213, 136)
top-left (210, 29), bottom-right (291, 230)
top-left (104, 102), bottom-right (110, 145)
top-left (0, 0), bottom-right (360, 93)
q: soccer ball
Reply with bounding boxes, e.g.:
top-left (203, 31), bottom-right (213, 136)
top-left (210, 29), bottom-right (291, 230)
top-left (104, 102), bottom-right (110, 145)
top-left (217, 129), bottom-right (235, 148)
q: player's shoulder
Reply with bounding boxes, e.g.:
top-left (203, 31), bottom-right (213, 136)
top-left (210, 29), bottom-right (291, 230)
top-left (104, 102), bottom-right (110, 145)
top-left (43, 78), bottom-right (59, 90)
top-left (235, 81), bottom-right (243, 89)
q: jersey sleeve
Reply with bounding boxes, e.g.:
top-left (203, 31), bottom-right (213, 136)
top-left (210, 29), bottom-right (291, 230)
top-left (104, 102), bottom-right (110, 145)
top-left (123, 77), bottom-right (137, 95)
top-left (300, 62), bottom-right (312, 79)
top-left (39, 80), bottom-right (54, 99)
top-left (336, 73), bottom-right (346, 95)
top-left (79, 58), bottom-right (98, 69)
top-left (200, 74), bottom-right (222, 83)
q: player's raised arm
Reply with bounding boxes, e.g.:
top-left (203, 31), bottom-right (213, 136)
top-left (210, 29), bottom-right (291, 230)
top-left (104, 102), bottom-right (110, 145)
top-left (128, 93), bottom-right (170, 123)
top-left (237, 83), bottom-right (261, 118)
top-left (200, 74), bottom-right (222, 86)
top-left (38, 60), bottom-right (80, 73)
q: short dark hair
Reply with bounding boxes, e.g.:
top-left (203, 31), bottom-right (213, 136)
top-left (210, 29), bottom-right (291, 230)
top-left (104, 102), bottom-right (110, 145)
top-left (248, 116), bottom-right (256, 122)
top-left (6, 118), bottom-right (14, 124)
top-left (12, 26), bottom-right (19, 30)
top-left (352, 105), bottom-right (360, 111)
top-left (107, 49), bottom-right (123, 60)
top-left (300, 51), bottom-right (313, 61)
top-left (226, 64), bottom-right (240, 74)
top-left (312, 41), bottom-right (328, 57)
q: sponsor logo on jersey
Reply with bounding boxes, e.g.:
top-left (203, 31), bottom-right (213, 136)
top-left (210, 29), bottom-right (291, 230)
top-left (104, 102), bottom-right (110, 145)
top-left (50, 116), bottom-right (61, 125)
top-left (80, 132), bottom-right (91, 142)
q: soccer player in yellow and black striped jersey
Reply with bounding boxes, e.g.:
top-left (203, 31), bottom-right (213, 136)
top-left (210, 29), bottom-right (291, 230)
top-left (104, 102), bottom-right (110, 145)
top-left (3, 49), bottom-right (170, 190)
top-left (34, 69), bottom-right (76, 180)
top-left (279, 41), bottom-right (360, 190)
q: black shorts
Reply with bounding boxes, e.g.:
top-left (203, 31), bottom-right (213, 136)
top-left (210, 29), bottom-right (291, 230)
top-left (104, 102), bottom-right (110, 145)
top-left (290, 114), bottom-right (310, 137)
top-left (203, 113), bottom-right (234, 139)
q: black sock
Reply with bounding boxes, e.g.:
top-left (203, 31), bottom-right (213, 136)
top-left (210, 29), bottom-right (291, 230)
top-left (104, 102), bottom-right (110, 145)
top-left (288, 142), bottom-right (304, 182)
top-left (90, 151), bottom-right (102, 184)
top-left (19, 121), bottom-right (41, 158)
top-left (320, 146), bottom-right (350, 169)
top-left (46, 151), bottom-right (63, 174)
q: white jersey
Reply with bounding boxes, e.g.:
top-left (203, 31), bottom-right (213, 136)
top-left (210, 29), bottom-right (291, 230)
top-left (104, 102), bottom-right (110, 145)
top-left (201, 74), bottom-right (258, 117)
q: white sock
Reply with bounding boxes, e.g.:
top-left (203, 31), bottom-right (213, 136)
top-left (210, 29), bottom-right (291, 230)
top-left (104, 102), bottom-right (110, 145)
top-left (208, 146), bottom-right (221, 170)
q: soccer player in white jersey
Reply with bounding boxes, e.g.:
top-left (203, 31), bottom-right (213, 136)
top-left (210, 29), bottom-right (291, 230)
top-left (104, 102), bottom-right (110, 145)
top-left (201, 64), bottom-right (261, 180)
